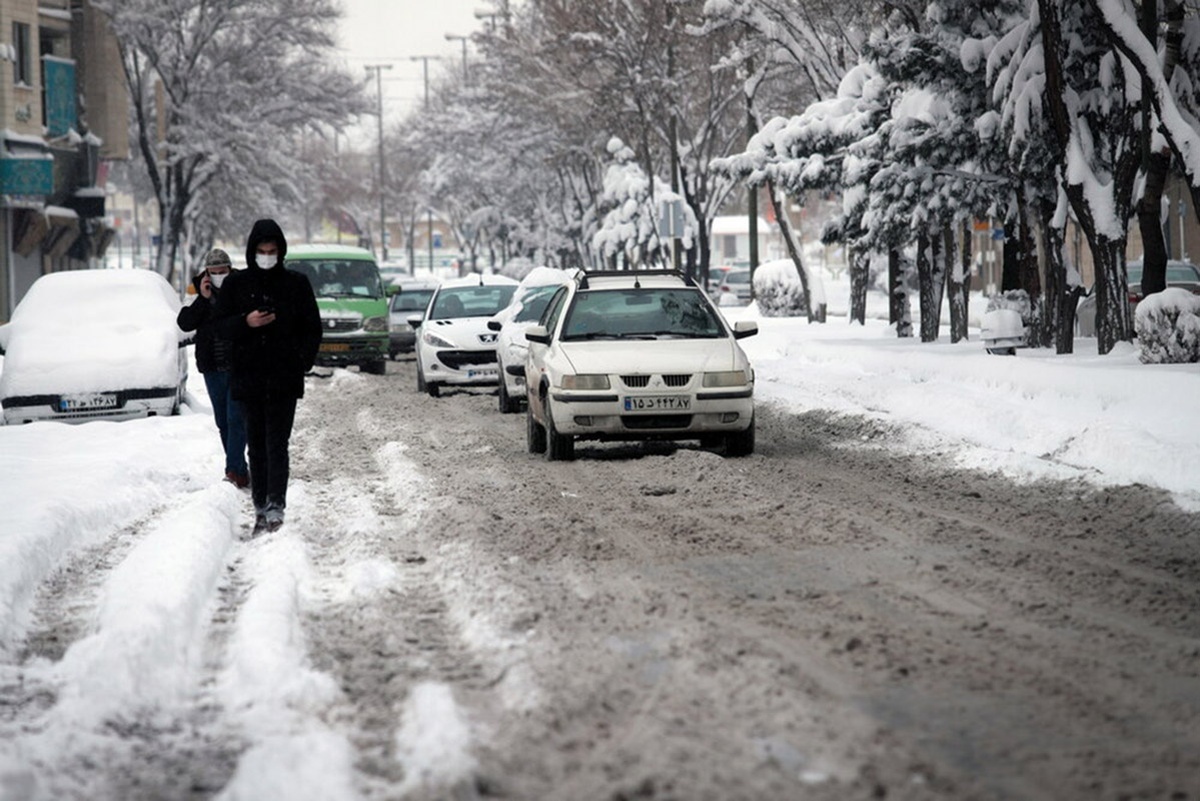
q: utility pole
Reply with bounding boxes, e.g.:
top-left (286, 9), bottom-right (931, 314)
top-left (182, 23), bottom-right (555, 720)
top-left (365, 63), bottom-right (392, 261)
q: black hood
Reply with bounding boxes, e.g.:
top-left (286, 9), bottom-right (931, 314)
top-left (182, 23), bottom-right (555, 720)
top-left (245, 218), bottom-right (288, 271)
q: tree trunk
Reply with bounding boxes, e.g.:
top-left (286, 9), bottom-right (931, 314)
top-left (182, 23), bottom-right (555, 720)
top-left (765, 179), bottom-right (814, 323)
top-left (889, 249), bottom-right (912, 338)
top-left (849, 247), bottom-right (868, 326)
top-left (949, 222), bottom-right (970, 343)
top-left (1094, 236), bottom-right (1133, 354)
top-left (1035, 199), bottom-right (1078, 354)
top-left (916, 227), bottom-right (947, 343)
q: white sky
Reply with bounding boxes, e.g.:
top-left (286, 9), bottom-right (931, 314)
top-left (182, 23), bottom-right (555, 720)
top-left (335, 0), bottom-right (491, 134)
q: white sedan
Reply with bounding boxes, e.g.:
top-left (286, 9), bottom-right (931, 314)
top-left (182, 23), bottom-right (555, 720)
top-left (409, 274), bottom-right (518, 397)
top-left (489, 267), bottom-right (579, 414)
top-left (0, 269), bottom-right (189, 425)
top-left (524, 270), bottom-right (757, 460)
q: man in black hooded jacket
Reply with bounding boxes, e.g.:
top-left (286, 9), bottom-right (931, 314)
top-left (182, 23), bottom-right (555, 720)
top-left (214, 219), bottom-right (322, 533)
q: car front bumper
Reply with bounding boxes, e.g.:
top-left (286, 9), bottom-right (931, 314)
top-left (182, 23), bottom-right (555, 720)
top-left (1, 388), bottom-right (179, 425)
top-left (316, 334), bottom-right (387, 366)
top-left (546, 386), bottom-right (753, 439)
top-left (423, 348), bottom-right (501, 385)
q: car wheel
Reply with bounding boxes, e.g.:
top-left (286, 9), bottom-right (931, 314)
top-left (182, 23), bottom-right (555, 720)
top-left (498, 371), bottom-right (519, 414)
top-left (427, 381), bottom-right (441, 398)
top-left (986, 347), bottom-right (1016, 356)
top-left (699, 434), bottom-right (722, 449)
top-left (724, 415), bottom-right (755, 457)
top-left (363, 359), bottom-right (387, 375)
top-left (417, 364), bottom-right (427, 392)
top-left (545, 400), bottom-right (574, 461)
top-left (526, 402), bottom-right (546, 454)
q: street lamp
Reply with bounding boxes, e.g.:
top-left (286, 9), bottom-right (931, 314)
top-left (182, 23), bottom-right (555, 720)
top-left (444, 33), bottom-right (469, 83)
top-left (364, 63), bottom-right (392, 261)
top-left (409, 55), bottom-right (438, 109)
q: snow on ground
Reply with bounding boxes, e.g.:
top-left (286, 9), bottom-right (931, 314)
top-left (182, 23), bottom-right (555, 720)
top-left (0, 276), bottom-right (1197, 797)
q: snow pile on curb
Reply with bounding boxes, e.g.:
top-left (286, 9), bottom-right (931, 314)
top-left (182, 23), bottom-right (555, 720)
top-left (1136, 287), bottom-right (1200, 364)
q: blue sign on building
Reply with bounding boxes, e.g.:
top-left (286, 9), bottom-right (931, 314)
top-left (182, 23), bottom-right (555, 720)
top-left (0, 158), bottom-right (53, 195)
top-left (43, 58), bottom-right (77, 138)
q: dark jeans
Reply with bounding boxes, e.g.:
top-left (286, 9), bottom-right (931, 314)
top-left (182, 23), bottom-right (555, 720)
top-left (242, 392), bottom-right (298, 512)
top-left (203, 371), bottom-right (247, 476)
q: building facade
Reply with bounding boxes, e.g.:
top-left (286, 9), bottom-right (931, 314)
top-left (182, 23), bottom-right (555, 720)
top-left (0, 0), bottom-right (125, 322)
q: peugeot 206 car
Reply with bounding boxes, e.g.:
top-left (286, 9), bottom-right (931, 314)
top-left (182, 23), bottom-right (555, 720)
top-left (409, 274), bottom-right (518, 397)
top-left (524, 269), bottom-right (757, 461)
top-left (488, 266), bottom-right (578, 414)
top-left (0, 269), bottom-right (189, 425)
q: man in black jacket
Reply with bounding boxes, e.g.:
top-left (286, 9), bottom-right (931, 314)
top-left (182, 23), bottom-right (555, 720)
top-left (177, 248), bottom-right (249, 488)
top-left (214, 219), bottom-right (322, 534)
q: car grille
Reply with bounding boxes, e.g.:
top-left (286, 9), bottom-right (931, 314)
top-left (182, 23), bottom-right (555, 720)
top-left (323, 319), bottom-right (360, 333)
top-left (621, 414), bottom-right (693, 430)
top-left (621, 374), bottom-right (692, 388)
top-left (438, 350), bottom-right (497, 369)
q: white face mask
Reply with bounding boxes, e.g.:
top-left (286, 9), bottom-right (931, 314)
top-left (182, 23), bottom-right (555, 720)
top-left (209, 272), bottom-right (228, 289)
top-left (256, 253), bottom-right (278, 270)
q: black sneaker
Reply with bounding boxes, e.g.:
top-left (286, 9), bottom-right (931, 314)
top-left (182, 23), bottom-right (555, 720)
top-left (264, 505), bottom-right (284, 532)
top-left (252, 513), bottom-right (268, 535)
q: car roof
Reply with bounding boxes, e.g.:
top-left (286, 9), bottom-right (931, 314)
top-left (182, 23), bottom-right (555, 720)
top-left (287, 244), bottom-right (376, 260)
top-left (578, 270), bottom-right (694, 290)
top-left (438, 273), bottom-right (519, 289)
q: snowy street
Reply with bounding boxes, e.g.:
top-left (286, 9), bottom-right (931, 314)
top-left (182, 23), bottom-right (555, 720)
top-left (1, 301), bottom-right (1197, 800)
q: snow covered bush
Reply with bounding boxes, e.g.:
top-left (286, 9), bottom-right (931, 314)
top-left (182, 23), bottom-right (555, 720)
top-left (753, 259), bottom-right (807, 317)
top-left (1135, 288), bottom-right (1200, 364)
top-left (986, 290), bottom-right (1033, 327)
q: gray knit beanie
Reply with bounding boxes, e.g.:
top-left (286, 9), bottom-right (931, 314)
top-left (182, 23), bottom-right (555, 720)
top-left (204, 248), bottom-right (232, 268)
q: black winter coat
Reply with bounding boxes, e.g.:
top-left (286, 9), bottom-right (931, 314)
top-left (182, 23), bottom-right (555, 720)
top-left (213, 219), bottom-right (322, 401)
top-left (176, 274), bottom-right (233, 374)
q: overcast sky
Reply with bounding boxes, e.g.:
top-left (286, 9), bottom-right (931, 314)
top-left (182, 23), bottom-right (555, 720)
top-left (335, 0), bottom-right (490, 124)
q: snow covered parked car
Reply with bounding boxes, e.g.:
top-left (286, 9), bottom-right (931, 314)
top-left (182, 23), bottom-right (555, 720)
top-left (0, 269), bottom-right (189, 424)
top-left (524, 269), bottom-right (757, 460)
top-left (409, 274), bottom-right (518, 397)
top-left (488, 266), bottom-right (578, 414)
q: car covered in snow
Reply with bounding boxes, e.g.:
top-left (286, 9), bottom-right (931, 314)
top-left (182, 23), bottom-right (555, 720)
top-left (1077, 260), bottom-right (1200, 337)
top-left (523, 269), bottom-right (757, 461)
top-left (409, 274), bottom-right (519, 397)
top-left (0, 269), bottom-right (189, 425)
top-left (488, 266), bottom-right (579, 413)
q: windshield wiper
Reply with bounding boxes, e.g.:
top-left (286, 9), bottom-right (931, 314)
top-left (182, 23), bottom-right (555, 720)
top-left (562, 332), bottom-right (622, 341)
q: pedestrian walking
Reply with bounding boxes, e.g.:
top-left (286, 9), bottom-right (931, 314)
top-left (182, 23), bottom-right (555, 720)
top-left (177, 248), bottom-right (249, 488)
top-left (214, 219), bottom-right (322, 534)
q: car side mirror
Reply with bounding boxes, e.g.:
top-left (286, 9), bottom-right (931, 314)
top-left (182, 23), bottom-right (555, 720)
top-left (387, 284), bottom-right (399, 296)
top-left (525, 325), bottom-right (551, 345)
top-left (732, 320), bottom-right (758, 339)
top-left (406, 313), bottom-right (424, 330)
top-left (487, 319), bottom-right (502, 332)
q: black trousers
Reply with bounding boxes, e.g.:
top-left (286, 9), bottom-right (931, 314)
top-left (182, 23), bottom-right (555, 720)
top-left (242, 392), bottom-right (298, 511)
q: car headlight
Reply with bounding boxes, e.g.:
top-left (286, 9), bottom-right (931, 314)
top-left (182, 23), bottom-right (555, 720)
top-left (561, 374), bottom-right (610, 390)
top-left (364, 315), bottom-right (388, 333)
top-left (422, 330), bottom-right (456, 349)
top-left (702, 370), bottom-right (749, 387)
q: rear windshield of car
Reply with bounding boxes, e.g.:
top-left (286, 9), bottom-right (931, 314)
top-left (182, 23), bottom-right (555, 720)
top-left (391, 289), bottom-right (434, 312)
top-left (560, 288), bottom-right (725, 340)
top-left (289, 259), bottom-right (384, 299)
top-left (430, 285), bottom-right (517, 320)
top-left (723, 271), bottom-right (750, 285)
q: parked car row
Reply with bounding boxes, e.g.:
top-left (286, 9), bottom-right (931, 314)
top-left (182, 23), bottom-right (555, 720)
top-left (1077, 259), bottom-right (1200, 337)
top-left (405, 267), bottom-right (758, 459)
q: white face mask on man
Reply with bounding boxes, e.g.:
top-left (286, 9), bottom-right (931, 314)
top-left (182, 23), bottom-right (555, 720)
top-left (209, 272), bottom-right (228, 289)
top-left (256, 253), bottom-right (278, 270)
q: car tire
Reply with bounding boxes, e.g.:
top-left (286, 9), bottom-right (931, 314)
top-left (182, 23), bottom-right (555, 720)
top-left (417, 364), bottom-right (427, 392)
top-left (724, 415), bottom-right (755, 457)
top-left (545, 401), bottom-right (574, 461)
top-left (498, 371), bottom-right (519, 414)
top-left (526, 403), bottom-right (546, 454)
top-left (363, 359), bottom-right (387, 375)
top-left (427, 381), bottom-right (441, 398)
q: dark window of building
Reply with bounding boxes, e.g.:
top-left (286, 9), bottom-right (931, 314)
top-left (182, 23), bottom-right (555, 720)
top-left (12, 22), bottom-right (31, 85)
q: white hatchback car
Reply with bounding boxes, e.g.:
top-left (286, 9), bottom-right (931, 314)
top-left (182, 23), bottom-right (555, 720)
top-left (410, 274), bottom-right (518, 397)
top-left (489, 266), bottom-right (579, 414)
top-left (524, 269), bottom-right (757, 460)
top-left (0, 269), bottom-right (189, 424)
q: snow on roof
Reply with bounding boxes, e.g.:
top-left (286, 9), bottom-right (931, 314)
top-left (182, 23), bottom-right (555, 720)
top-left (711, 215), bottom-right (772, 235)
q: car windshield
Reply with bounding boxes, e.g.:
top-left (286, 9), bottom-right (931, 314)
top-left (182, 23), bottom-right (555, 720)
top-left (1167, 264), bottom-right (1200, 281)
top-left (513, 285), bottom-right (562, 323)
top-left (1127, 264), bottom-right (1143, 284)
top-left (391, 289), bottom-right (434, 312)
top-left (560, 288), bottom-right (725, 340)
top-left (289, 259), bottom-right (384, 299)
top-left (430, 285), bottom-right (517, 320)
top-left (723, 271), bottom-right (750, 285)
